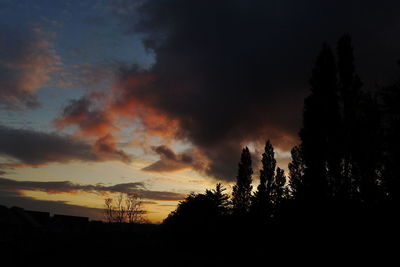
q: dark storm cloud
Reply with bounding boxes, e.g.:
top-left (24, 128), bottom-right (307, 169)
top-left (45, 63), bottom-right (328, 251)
top-left (110, 0), bottom-right (400, 181)
top-left (0, 124), bottom-right (132, 168)
top-left (142, 145), bottom-right (206, 173)
top-left (0, 25), bottom-right (60, 109)
top-left (0, 177), bottom-right (186, 201)
top-left (0, 125), bottom-right (97, 167)
top-left (0, 177), bottom-right (143, 194)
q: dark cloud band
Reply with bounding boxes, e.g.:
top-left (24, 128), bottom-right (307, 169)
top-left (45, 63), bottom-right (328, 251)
top-left (0, 124), bottom-right (132, 168)
top-left (0, 177), bottom-right (185, 201)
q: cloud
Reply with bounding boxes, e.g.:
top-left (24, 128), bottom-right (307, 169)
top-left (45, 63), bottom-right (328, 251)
top-left (0, 124), bottom-right (132, 168)
top-left (0, 177), bottom-right (186, 201)
top-left (0, 25), bottom-right (60, 109)
top-left (0, 124), bottom-right (97, 167)
top-left (93, 134), bottom-right (132, 163)
top-left (52, 0), bottom-right (400, 181)
top-left (109, 0), bottom-right (400, 180)
top-left (54, 92), bottom-right (114, 137)
top-left (142, 145), bottom-right (206, 173)
top-left (54, 93), bottom-right (132, 163)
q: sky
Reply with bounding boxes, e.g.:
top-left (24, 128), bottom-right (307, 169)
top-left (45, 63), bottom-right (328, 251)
top-left (1, 0), bottom-right (400, 223)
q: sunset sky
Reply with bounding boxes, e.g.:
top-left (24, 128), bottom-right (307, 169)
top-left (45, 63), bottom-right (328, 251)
top-left (1, 0), bottom-right (400, 223)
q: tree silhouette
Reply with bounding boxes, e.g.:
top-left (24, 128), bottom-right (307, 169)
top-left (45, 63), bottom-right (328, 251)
top-left (251, 141), bottom-right (288, 218)
top-left (273, 167), bottom-right (286, 205)
top-left (352, 92), bottom-right (383, 203)
top-left (336, 35), bottom-right (386, 204)
top-left (381, 68), bottom-right (400, 203)
top-left (299, 43), bottom-right (341, 201)
top-left (104, 193), bottom-right (146, 223)
top-left (163, 183), bottom-right (230, 232)
top-left (335, 34), bottom-right (365, 200)
top-left (232, 147), bottom-right (253, 214)
top-left (205, 183), bottom-right (230, 216)
top-left (160, 34), bottom-right (400, 248)
top-left (288, 146), bottom-right (305, 199)
top-left (252, 140), bottom-right (276, 216)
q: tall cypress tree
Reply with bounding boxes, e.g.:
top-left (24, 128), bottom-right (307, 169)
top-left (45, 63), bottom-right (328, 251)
top-left (381, 70), bottom-right (400, 203)
top-left (337, 35), bottom-right (384, 204)
top-left (273, 167), bottom-right (286, 205)
top-left (354, 92), bottom-right (383, 203)
top-left (336, 34), bottom-right (363, 200)
top-left (299, 43), bottom-right (341, 201)
top-left (252, 140), bottom-right (276, 214)
top-left (232, 147), bottom-right (253, 214)
top-left (288, 146), bottom-right (305, 199)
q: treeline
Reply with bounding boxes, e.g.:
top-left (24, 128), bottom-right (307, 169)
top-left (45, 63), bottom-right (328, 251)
top-left (163, 35), bottom-right (400, 233)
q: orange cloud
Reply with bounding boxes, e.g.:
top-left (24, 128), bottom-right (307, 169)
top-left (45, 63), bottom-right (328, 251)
top-left (54, 72), bottom-right (180, 165)
top-left (54, 93), bottom-right (116, 137)
top-left (93, 134), bottom-right (131, 163)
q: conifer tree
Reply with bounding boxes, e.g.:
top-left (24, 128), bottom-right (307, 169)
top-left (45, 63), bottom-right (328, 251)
top-left (232, 147), bottom-right (253, 214)
top-left (336, 35), bottom-right (384, 203)
top-left (273, 167), bottom-right (286, 205)
top-left (336, 34), bottom-right (363, 199)
top-left (252, 140), bottom-right (276, 214)
top-left (205, 183), bottom-right (230, 216)
top-left (288, 146), bottom-right (305, 199)
top-left (354, 92), bottom-right (383, 203)
top-left (381, 70), bottom-right (400, 203)
top-left (299, 43), bottom-right (341, 201)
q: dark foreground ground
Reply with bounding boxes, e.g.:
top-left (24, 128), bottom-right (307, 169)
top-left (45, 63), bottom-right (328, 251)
top-left (0, 205), bottom-right (398, 265)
